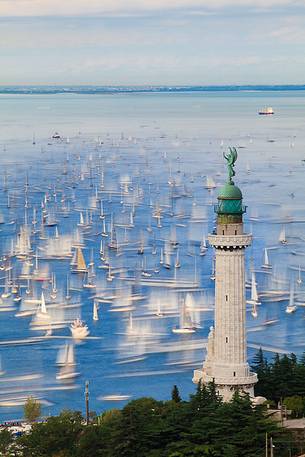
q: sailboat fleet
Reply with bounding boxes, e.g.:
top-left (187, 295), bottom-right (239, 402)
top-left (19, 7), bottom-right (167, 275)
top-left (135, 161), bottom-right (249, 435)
top-left (0, 125), bottom-right (303, 417)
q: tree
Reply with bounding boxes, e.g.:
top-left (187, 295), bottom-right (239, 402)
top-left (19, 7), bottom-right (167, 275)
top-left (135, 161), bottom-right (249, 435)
top-left (77, 425), bottom-right (104, 457)
top-left (18, 410), bottom-right (83, 457)
top-left (24, 396), bottom-right (41, 423)
top-left (171, 385), bottom-right (181, 403)
top-left (0, 428), bottom-right (14, 457)
top-left (283, 396), bottom-right (304, 418)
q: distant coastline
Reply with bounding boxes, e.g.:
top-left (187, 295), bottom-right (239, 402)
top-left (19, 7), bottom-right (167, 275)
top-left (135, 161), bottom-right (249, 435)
top-left (1, 85), bottom-right (305, 95)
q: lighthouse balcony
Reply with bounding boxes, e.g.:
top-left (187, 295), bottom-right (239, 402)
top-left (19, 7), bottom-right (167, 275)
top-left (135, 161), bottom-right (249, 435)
top-left (193, 369), bottom-right (257, 386)
top-left (202, 372), bottom-right (257, 386)
top-left (208, 234), bottom-right (252, 248)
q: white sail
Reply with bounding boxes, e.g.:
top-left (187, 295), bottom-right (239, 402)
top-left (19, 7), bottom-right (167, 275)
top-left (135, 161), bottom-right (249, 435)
top-left (297, 265), bottom-right (302, 285)
top-left (67, 344), bottom-right (75, 365)
top-left (279, 226), bottom-right (287, 244)
top-left (56, 345), bottom-right (69, 365)
top-left (56, 344), bottom-right (78, 380)
top-left (262, 248), bottom-right (272, 269)
top-left (160, 247), bottom-right (164, 265)
top-left (251, 302), bottom-right (258, 318)
top-left (251, 272), bottom-right (258, 302)
top-left (128, 312), bottom-right (133, 333)
top-left (264, 248), bottom-right (269, 265)
top-left (205, 176), bottom-right (216, 189)
top-left (164, 248), bottom-right (171, 268)
top-left (175, 249), bottom-right (181, 268)
top-left (40, 292), bottom-right (47, 314)
top-left (93, 300), bottom-right (99, 321)
top-left (200, 235), bottom-right (207, 255)
top-left (286, 283), bottom-right (297, 313)
top-left (156, 299), bottom-right (163, 317)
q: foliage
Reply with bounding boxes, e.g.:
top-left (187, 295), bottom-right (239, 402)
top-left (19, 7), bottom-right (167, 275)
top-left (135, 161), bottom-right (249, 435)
top-left (283, 396), bottom-right (305, 418)
top-left (0, 428), bottom-right (14, 457)
top-left (23, 397), bottom-right (41, 423)
top-left (171, 385), bottom-right (181, 403)
top-left (251, 349), bottom-right (305, 404)
top-left (16, 385), bottom-right (293, 457)
top-left (18, 410), bottom-right (83, 457)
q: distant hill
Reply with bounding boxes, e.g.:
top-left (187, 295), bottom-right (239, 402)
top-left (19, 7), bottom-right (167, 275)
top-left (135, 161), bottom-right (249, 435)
top-left (1, 85), bottom-right (305, 94)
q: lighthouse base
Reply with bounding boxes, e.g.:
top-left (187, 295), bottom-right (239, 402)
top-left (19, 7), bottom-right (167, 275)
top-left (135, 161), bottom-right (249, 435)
top-left (193, 369), bottom-right (257, 402)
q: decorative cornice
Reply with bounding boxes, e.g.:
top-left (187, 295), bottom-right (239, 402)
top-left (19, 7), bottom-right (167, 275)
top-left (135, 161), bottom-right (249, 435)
top-left (208, 234), bottom-right (252, 248)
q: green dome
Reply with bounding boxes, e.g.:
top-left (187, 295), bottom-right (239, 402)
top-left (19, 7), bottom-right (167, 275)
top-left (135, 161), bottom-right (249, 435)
top-left (217, 182), bottom-right (242, 200)
top-left (215, 182), bottom-right (245, 217)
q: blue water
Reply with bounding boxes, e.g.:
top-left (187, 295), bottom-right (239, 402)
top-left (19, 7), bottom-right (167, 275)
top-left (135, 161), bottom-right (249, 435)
top-left (0, 90), bottom-right (304, 421)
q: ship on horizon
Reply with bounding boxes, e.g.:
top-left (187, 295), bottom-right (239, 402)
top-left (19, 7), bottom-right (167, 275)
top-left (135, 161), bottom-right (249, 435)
top-left (258, 106), bottom-right (274, 115)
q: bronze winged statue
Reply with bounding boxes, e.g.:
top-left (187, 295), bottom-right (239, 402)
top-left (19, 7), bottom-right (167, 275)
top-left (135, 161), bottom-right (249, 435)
top-left (223, 147), bottom-right (238, 183)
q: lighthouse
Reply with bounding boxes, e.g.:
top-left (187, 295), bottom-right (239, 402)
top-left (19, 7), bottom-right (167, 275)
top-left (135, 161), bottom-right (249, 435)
top-left (193, 148), bottom-right (257, 401)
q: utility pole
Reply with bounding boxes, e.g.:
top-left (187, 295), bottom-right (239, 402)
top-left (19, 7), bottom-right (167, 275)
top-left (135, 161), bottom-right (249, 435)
top-left (85, 380), bottom-right (89, 425)
top-left (265, 433), bottom-right (268, 457)
top-left (270, 437), bottom-right (274, 457)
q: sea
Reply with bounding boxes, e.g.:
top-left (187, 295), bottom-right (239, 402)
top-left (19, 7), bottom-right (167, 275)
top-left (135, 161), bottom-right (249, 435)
top-left (0, 87), bottom-right (305, 421)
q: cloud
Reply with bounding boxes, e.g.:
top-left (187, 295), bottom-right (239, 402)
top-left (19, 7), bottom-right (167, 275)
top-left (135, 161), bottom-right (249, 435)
top-left (0, 0), bottom-right (304, 17)
top-left (269, 19), bottom-right (305, 42)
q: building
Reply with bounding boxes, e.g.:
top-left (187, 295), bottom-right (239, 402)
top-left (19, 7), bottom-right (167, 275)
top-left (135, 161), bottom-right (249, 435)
top-left (193, 148), bottom-right (257, 401)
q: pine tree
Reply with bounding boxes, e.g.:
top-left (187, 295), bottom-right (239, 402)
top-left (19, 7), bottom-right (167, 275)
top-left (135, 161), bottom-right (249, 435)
top-left (251, 349), bottom-right (271, 397)
top-left (171, 385), bottom-right (181, 403)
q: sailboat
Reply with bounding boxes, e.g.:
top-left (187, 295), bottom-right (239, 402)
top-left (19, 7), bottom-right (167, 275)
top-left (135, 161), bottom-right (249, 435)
top-left (33, 292), bottom-right (51, 324)
top-left (210, 257), bottom-right (216, 280)
top-left (99, 200), bottom-right (105, 219)
top-left (200, 235), bottom-right (208, 256)
top-left (262, 248), bottom-right (272, 270)
top-left (65, 275), bottom-right (71, 301)
top-left (101, 218), bottom-right (108, 237)
top-left (175, 249), bottom-right (181, 268)
top-left (129, 211), bottom-right (134, 228)
top-left (163, 247), bottom-right (171, 270)
top-left (99, 238), bottom-right (105, 259)
top-left (93, 300), bottom-right (99, 321)
top-left (1, 271), bottom-right (11, 299)
top-left (279, 226), bottom-right (287, 245)
top-left (155, 299), bottom-right (164, 317)
top-left (246, 272), bottom-right (261, 306)
top-left (71, 247), bottom-right (87, 273)
top-left (83, 264), bottom-right (96, 289)
top-left (159, 247), bottom-right (164, 265)
top-left (50, 273), bottom-right (57, 299)
top-left (56, 344), bottom-right (79, 380)
top-left (127, 312), bottom-right (135, 335)
top-left (108, 217), bottom-right (118, 250)
top-left (297, 265), bottom-right (302, 285)
top-left (77, 211), bottom-right (91, 229)
top-left (286, 284), bottom-right (297, 314)
top-left (106, 264), bottom-right (114, 282)
top-left (141, 257), bottom-right (151, 277)
top-left (170, 226), bottom-right (179, 248)
top-left (172, 294), bottom-right (197, 334)
top-left (251, 302), bottom-right (258, 318)
top-left (204, 176), bottom-right (216, 190)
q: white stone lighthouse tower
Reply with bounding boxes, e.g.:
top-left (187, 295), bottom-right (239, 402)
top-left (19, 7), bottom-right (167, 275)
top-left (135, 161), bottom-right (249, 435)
top-left (193, 148), bottom-right (257, 401)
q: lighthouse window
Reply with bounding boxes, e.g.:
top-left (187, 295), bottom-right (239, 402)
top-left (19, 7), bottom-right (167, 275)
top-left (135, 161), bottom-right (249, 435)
top-left (235, 230), bottom-right (237, 235)
top-left (225, 337), bottom-right (228, 343)
top-left (233, 371), bottom-right (236, 377)
top-left (225, 295), bottom-right (228, 301)
top-left (222, 230), bottom-right (225, 235)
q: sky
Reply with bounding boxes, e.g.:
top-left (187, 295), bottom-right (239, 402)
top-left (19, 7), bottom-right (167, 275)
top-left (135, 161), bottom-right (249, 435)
top-left (1, 0), bottom-right (305, 85)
